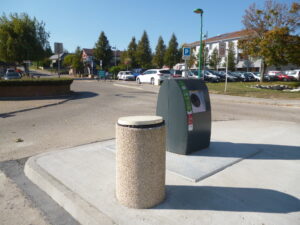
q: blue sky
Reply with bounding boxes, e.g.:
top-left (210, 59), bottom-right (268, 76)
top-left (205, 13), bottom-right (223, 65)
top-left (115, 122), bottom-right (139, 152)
top-left (1, 0), bottom-right (295, 53)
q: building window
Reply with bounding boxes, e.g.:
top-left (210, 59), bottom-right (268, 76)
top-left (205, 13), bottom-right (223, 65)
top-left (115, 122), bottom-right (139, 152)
top-left (219, 42), bottom-right (226, 57)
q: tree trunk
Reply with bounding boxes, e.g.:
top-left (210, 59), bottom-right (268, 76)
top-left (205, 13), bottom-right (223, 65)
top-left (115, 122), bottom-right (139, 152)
top-left (260, 59), bottom-right (267, 83)
top-left (23, 63), bottom-right (29, 76)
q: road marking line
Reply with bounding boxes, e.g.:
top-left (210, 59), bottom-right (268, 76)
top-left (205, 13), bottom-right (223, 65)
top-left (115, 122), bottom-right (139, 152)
top-left (113, 83), bottom-right (143, 90)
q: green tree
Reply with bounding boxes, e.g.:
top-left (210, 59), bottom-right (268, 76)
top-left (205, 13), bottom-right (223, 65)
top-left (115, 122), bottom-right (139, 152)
top-left (201, 43), bottom-right (209, 68)
top-left (120, 50), bottom-right (128, 66)
top-left (127, 37), bottom-right (137, 68)
top-left (0, 13), bottom-right (50, 70)
top-left (94, 31), bottom-right (113, 70)
top-left (109, 65), bottom-right (126, 78)
top-left (164, 34), bottom-right (180, 68)
top-left (227, 42), bottom-right (236, 71)
top-left (208, 48), bottom-right (221, 70)
top-left (63, 47), bottom-right (84, 74)
top-left (239, 0), bottom-right (300, 81)
top-left (152, 36), bottom-right (166, 68)
top-left (187, 47), bottom-right (197, 69)
top-left (136, 31), bottom-right (152, 68)
top-left (73, 47), bottom-right (84, 74)
top-left (120, 50), bottom-right (132, 70)
top-left (36, 46), bottom-right (53, 69)
top-left (63, 54), bottom-right (75, 67)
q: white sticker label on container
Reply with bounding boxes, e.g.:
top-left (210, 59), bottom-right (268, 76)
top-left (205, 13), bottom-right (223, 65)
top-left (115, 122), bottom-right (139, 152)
top-left (190, 90), bottom-right (206, 113)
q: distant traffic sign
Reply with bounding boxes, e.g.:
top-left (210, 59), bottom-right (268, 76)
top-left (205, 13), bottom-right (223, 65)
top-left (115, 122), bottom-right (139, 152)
top-left (54, 42), bottom-right (63, 54)
top-left (182, 47), bottom-right (191, 60)
top-left (98, 70), bottom-right (106, 78)
top-left (183, 48), bottom-right (191, 56)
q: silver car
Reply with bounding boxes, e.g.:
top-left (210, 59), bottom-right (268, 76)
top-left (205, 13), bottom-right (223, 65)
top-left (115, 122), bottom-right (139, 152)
top-left (117, 71), bottom-right (135, 81)
top-left (4, 72), bottom-right (21, 80)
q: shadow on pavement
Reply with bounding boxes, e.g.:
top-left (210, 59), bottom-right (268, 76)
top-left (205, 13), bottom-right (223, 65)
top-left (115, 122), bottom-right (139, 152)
top-left (190, 142), bottom-right (300, 160)
top-left (0, 91), bottom-right (98, 118)
top-left (156, 185), bottom-right (300, 213)
top-left (115, 94), bottom-right (135, 98)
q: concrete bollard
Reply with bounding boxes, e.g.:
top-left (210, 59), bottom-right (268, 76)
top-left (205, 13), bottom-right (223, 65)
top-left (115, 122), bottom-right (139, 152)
top-left (116, 116), bottom-right (166, 209)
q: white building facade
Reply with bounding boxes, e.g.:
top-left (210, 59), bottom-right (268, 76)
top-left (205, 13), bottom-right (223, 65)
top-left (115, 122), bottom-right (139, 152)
top-left (185, 30), bottom-right (296, 72)
top-left (185, 30), bottom-right (261, 71)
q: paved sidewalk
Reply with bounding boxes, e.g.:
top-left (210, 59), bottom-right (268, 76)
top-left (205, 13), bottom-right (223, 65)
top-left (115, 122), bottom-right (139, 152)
top-left (24, 120), bottom-right (300, 225)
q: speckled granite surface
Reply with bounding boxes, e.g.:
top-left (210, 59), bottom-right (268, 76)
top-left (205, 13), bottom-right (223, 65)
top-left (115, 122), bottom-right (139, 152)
top-left (116, 124), bottom-right (166, 208)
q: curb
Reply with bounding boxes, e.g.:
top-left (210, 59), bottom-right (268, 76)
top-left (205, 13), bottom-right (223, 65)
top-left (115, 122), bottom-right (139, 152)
top-left (24, 154), bottom-right (115, 225)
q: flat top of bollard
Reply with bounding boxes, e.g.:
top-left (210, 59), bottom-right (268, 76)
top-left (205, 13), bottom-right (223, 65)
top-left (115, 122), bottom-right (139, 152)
top-left (118, 116), bottom-right (163, 126)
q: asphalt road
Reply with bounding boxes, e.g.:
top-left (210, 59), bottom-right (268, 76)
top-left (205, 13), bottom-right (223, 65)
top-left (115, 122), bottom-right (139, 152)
top-left (0, 79), bottom-right (300, 225)
top-left (1, 80), bottom-right (300, 162)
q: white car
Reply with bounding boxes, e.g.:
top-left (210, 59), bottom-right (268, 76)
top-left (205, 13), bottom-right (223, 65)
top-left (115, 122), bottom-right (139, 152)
top-left (285, 70), bottom-right (300, 80)
top-left (136, 69), bottom-right (171, 85)
top-left (6, 68), bottom-right (15, 74)
top-left (117, 71), bottom-right (135, 80)
top-left (267, 70), bottom-right (281, 77)
top-left (246, 72), bottom-right (261, 81)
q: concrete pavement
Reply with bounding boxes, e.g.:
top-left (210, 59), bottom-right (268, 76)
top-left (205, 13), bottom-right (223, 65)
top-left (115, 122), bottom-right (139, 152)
top-left (1, 79), bottom-right (300, 225)
top-left (24, 120), bottom-right (300, 225)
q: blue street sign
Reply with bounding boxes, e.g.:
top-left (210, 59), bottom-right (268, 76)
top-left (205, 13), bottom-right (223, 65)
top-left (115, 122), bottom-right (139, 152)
top-left (98, 70), bottom-right (106, 77)
top-left (183, 47), bottom-right (191, 56)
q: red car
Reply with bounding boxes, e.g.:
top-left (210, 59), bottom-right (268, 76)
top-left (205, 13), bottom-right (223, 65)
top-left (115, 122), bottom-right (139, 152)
top-left (171, 70), bottom-right (182, 78)
top-left (275, 72), bottom-right (295, 81)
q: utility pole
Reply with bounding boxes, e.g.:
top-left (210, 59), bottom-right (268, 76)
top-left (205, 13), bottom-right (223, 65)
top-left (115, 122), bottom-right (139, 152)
top-left (57, 54), bottom-right (60, 78)
top-left (225, 48), bottom-right (229, 93)
top-left (193, 8), bottom-right (204, 79)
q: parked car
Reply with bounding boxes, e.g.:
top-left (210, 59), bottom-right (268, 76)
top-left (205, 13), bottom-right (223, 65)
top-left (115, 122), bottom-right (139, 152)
top-left (243, 72), bottom-right (260, 81)
top-left (231, 72), bottom-right (247, 81)
top-left (253, 72), bottom-right (273, 81)
top-left (132, 68), bottom-right (146, 80)
top-left (204, 70), bottom-right (220, 82)
top-left (266, 71), bottom-right (282, 81)
top-left (187, 70), bottom-right (199, 79)
top-left (188, 70), bottom-right (219, 82)
top-left (211, 71), bottom-right (226, 81)
top-left (16, 68), bottom-right (24, 76)
top-left (170, 69), bottom-right (182, 78)
top-left (6, 68), bottom-right (15, 74)
top-left (267, 71), bottom-right (281, 76)
top-left (252, 72), bottom-right (261, 81)
top-left (136, 69), bottom-right (171, 85)
top-left (218, 71), bottom-right (237, 82)
top-left (3, 72), bottom-right (21, 80)
top-left (117, 71), bottom-right (135, 80)
top-left (285, 70), bottom-right (300, 81)
top-left (275, 72), bottom-right (296, 81)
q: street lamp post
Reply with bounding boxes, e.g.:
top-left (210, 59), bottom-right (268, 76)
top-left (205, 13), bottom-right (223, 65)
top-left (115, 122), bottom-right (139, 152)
top-left (112, 46), bottom-right (117, 66)
top-left (194, 8), bottom-right (204, 80)
top-left (225, 48), bottom-right (229, 93)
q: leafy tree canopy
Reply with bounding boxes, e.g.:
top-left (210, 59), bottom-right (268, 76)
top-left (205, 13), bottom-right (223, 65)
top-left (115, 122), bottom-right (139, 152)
top-left (227, 42), bottom-right (236, 71)
top-left (127, 37), bottom-right (137, 68)
top-left (0, 13), bottom-right (50, 64)
top-left (239, 0), bottom-right (300, 80)
top-left (136, 31), bottom-right (152, 68)
top-left (94, 31), bottom-right (113, 69)
top-left (209, 48), bottom-right (221, 70)
top-left (152, 36), bottom-right (166, 68)
top-left (63, 46), bottom-right (84, 74)
top-left (164, 33), bottom-right (180, 68)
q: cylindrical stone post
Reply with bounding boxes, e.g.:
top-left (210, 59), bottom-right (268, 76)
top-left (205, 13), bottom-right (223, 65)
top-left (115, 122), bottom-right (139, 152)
top-left (116, 116), bottom-right (166, 209)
